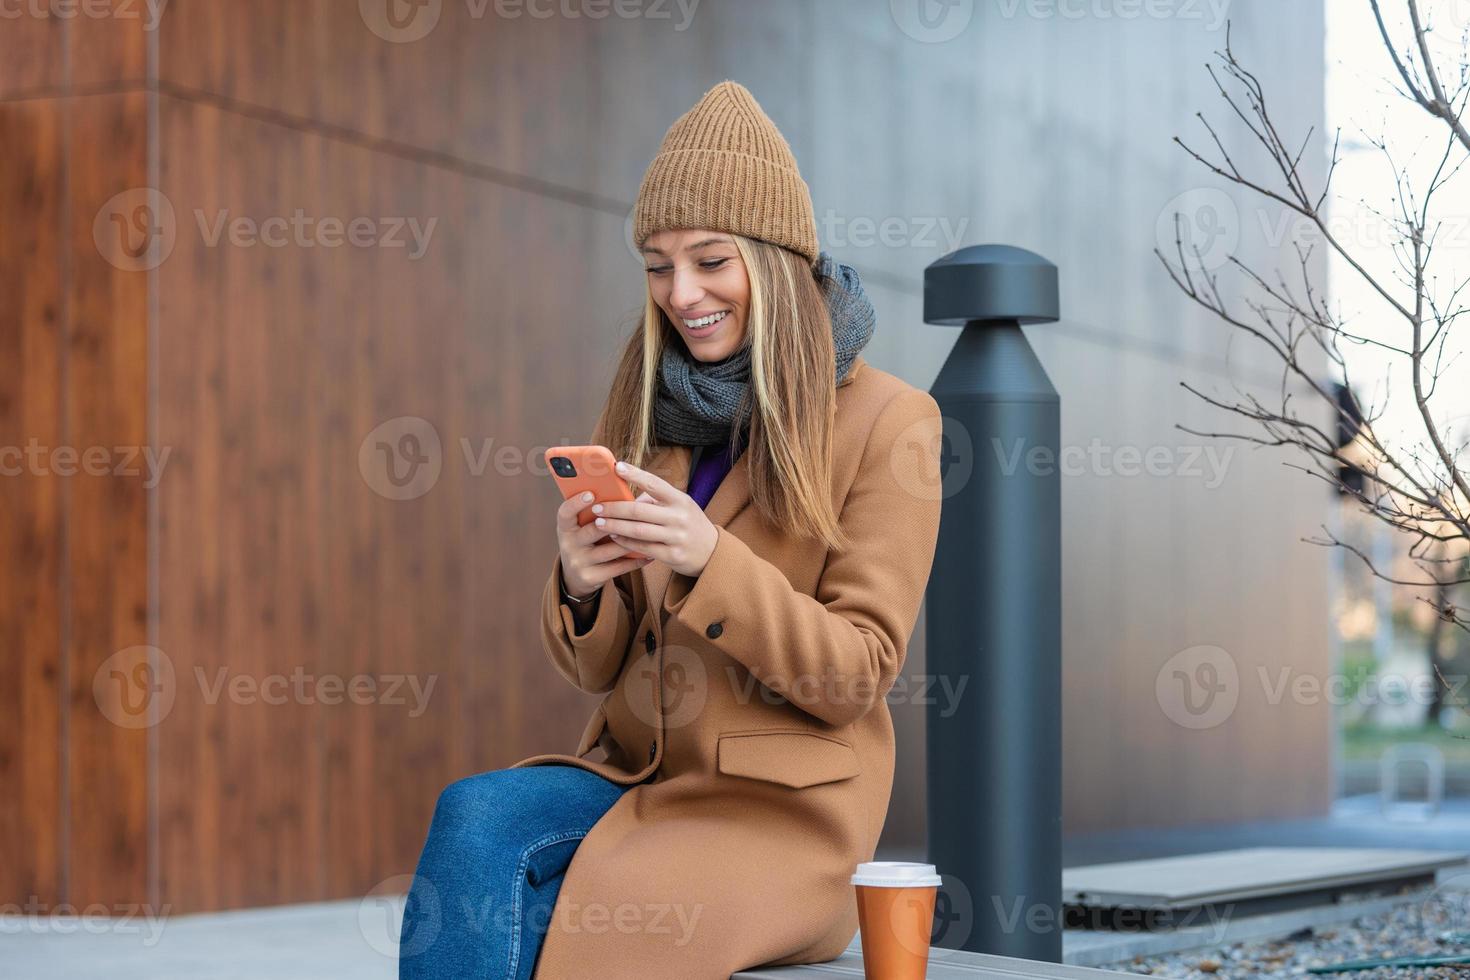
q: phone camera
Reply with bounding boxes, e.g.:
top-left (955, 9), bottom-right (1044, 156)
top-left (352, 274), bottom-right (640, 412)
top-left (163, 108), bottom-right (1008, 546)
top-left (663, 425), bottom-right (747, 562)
top-left (550, 456), bottom-right (578, 478)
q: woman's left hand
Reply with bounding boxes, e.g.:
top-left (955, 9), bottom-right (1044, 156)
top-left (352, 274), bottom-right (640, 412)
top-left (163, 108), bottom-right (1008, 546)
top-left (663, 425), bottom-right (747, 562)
top-left (589, 460), bottom-right (718, 578)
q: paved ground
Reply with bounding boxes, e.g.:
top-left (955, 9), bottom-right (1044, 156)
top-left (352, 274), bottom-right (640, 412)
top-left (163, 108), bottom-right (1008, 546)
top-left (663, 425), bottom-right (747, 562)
top-left (6, 796), bottom-right (1467, 980)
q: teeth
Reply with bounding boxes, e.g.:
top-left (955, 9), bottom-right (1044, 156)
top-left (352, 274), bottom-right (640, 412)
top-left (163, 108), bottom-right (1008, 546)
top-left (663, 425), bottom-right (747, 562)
top-left (683, 310), bottom-right (728, 329)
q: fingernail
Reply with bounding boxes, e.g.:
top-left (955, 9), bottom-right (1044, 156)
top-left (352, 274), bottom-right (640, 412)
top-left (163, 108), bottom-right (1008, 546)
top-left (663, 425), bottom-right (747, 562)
top-left (591, 503), bottom-right (603, 514)
top-left (595, 517), bottom-right (605, 527)
top-left (582, 492), bottom-right (593, 502)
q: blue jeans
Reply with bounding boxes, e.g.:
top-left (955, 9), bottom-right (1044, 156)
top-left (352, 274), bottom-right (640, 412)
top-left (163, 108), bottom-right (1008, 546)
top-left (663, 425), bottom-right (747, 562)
top-left (398, 764), bottom-right (631, 979)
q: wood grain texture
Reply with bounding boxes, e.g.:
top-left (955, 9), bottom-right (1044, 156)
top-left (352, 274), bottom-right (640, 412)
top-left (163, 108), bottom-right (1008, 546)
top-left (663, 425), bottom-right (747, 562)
top-left (0, 98), bottom-right (66, 906)
top-left (0, 11), bottom-right (65, 97)
top-left (151, 88), bottom-right (623, 909)
top-left (63, 90), bottom-right (151, 906)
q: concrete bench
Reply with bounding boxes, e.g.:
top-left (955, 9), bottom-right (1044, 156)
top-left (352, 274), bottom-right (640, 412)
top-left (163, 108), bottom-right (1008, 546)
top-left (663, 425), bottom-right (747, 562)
top-left (733, 938), bottom-right (1140, 978)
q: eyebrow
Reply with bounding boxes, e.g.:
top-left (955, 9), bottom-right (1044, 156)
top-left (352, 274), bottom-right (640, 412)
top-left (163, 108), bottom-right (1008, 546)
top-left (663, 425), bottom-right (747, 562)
top-left (639, 236), bottom-right (735, 256)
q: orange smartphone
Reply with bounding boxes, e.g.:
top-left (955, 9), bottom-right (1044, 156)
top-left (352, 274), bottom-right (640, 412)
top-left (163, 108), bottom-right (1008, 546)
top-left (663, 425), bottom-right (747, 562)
top-left (545, 445), bottom-right (646, 560)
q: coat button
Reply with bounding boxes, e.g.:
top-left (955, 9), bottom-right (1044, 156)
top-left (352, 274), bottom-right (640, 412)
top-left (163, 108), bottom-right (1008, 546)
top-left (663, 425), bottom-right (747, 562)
top-left (705, 622), bottom-right (723, 640)
top-left (645, 630), bottom-right (656, 655)
top-left (648, 740), bottom-right (657, 763)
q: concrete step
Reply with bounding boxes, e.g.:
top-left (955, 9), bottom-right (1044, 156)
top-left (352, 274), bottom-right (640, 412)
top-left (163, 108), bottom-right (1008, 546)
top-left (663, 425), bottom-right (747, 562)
top-left (1063, 846), bottom-right (1467, 915)
top-left (733, 938), bottom-right (1141, 978)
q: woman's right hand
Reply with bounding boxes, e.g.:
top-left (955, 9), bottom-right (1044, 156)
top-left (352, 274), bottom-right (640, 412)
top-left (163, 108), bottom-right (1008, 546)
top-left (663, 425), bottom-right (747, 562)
top-left (557, 491), bottom-right (650, 598)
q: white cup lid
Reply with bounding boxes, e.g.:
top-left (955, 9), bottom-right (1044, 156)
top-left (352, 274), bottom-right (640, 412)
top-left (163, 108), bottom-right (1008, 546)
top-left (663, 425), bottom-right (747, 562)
top-left (850, 861), bottom-right (942, 888)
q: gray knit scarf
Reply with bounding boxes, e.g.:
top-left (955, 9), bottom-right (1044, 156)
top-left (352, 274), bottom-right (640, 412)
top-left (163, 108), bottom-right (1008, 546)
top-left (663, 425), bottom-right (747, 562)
top-left (653, 251), bottom-right (875, 447)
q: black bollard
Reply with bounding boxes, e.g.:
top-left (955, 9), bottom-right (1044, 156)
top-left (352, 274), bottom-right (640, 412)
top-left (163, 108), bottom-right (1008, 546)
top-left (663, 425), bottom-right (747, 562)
top-left (923, 245), bottom-right (1062, 963)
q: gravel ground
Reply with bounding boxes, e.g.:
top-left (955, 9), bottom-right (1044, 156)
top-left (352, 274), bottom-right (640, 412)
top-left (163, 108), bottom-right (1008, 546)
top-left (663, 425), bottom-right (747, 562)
top-left (1122, 884), bottom-right (1470, 978)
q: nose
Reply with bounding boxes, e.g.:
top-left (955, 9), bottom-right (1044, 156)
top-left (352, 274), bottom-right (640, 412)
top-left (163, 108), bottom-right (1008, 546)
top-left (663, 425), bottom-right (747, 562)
top-left (668, 265), bottom-right (705, 313)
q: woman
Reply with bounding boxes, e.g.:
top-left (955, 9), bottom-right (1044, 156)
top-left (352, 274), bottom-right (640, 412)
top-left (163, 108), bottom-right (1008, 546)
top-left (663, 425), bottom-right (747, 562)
top-left (400, 80), bottom-right (942, 980)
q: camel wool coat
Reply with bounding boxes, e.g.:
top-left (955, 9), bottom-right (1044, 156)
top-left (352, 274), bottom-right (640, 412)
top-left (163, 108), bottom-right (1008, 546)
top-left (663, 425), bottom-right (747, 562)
top-left (511, 355), bottom-right (943, 979)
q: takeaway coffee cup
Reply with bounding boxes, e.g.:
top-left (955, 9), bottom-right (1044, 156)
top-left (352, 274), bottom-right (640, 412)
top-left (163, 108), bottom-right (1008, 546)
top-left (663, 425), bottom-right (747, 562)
top-left (850, 861), bottom-right (941, 979)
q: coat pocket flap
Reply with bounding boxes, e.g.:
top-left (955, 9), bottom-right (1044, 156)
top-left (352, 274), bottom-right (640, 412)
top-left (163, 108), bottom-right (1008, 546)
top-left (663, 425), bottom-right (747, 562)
top-left (575, 704), bottom-right (609, 757)
top-left (717, 730), bottom-right (860, 789)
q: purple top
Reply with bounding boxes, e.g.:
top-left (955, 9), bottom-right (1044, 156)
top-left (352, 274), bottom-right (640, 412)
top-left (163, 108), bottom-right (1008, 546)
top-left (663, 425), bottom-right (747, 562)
top-left (686, 442), bottom-right (740, 509)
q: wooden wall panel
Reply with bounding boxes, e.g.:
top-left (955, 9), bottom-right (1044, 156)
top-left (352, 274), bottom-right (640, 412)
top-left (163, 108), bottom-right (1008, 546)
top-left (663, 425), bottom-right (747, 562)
top-left (0, 98), bottom-right (66, 906)
top-left (152, 89), bottom-right (615, 909)
top-left (0, 84), bottom-right (152, 908)
top-left (63, 90), bottom-right (152, 906)
top-left (66, 9), bottom-right (149, 89)
top-left (0, 13), bottom-right (65, 96)
top-left (157, 0), bottom-right (603, 201)
top-left (0, 5), bottom-right (148, 98)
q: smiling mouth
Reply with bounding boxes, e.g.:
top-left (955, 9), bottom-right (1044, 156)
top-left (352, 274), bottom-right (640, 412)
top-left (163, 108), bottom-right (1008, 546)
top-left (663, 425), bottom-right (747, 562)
top-left (681, 310), bottom-right (730, 335)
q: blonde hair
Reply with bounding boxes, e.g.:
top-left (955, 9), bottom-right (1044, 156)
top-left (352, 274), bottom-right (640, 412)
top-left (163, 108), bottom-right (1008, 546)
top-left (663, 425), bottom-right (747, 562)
top-left (601, 236), bottom-right (846, 551)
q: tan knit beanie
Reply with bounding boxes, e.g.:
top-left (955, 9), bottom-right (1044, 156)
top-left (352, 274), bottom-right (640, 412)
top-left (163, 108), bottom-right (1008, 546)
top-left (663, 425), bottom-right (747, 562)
top-left (633, 80), bottom-right (819, 264)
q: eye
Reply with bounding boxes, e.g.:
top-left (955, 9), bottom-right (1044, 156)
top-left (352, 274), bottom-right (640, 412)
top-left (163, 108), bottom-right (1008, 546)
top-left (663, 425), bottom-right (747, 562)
top-left (644, 264), bottom-right (672, 275)
top-left (699, 258), bottom-right (729, 270)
